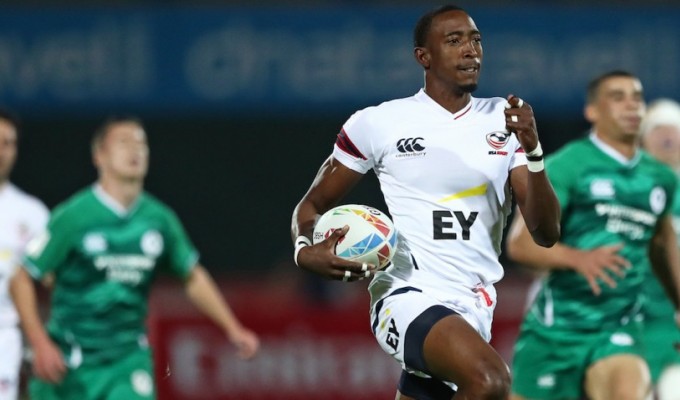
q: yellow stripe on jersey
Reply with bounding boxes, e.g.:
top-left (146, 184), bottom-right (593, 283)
top-left (438, 183), bottom-right (488, 203)
top-left (0, 249), bottom-right (12, 261)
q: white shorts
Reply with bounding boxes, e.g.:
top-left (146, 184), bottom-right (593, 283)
top-left (0, 327), bottom-right (21, 400)
top-left (369, 279), bottom-right (496, 390)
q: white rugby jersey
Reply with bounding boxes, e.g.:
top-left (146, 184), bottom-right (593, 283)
top-left (333, 89), bottom-right (527, 297)
top-left (0, 183), bottom-right (49, 327)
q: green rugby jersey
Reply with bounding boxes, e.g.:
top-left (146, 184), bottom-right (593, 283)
top-left (641, 180), bottom-right (680, 319)
top-left (24, 186), bottom-right (198, 366)
top-left (528, 136), bottom-right (677, 330)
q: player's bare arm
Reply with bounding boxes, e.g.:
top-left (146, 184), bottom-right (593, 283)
top-left (506, 213), bottom-right (631, 295)
top-left (184, 264), bottom-right (259, 359)
top-left (9, 267), bottom-right (66, 383)
top-left (291, 155), bottom-right (376, 281)
top-left (649, 215), bottom-right (680, 311)
top-left (505, 95), bottom-right (561, 247)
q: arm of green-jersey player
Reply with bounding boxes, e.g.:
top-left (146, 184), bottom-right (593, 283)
top-left (649, 215), bottom-right (680, 310)
top-left (184, 264), bottom-right (259, 359)
top-left (506, 208), bottom-right (631, 296)
top-left (9, 267), bottom-right (67, 383)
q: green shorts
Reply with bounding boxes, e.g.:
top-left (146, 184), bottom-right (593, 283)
top-left (29, 347), bottom-right (155, 400)
top-left (511, 314), bottom-right (644, 400)
top-left (642, 313), bottom-right (680, 383)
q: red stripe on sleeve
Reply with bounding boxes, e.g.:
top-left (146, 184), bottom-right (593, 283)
top-left (336, 129), bottom-right (367, 160)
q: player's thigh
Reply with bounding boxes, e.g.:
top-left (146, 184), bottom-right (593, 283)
top-left (376, 288), bottom-right (509, 397)
top-left (106, 348), bottom-right (156, 400)
top-left (511, 322), bottom-right (587, 400)
top-left (371, 287), bottom-right (500, 378)
top-left (642, 315), bottom-right (680, 383)
top-left (34, 348), bottom-right (156, 400)
top-left (422, 313), bottom-right (508, 388)
top-left (29, 372), bottom-right (88, 400)
top-left (371, 288), bottom-right (447, 373)
top-left (29, 379), bottom-right (63, 400)
top-left (0, 328), bottom-right (21, 400)
top-left (585, 354), bottom-right (650, 400)
top-left (585, 321), bottom-right (650, 400)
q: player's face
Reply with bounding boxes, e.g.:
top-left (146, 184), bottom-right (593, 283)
top-left (587, 76), bottom-right (645, 141)
top-left (0, 118), bottom-right (18, 184)
top-left (96, 122), bottom-right (149, 181)
top-left (419, 10), bottom-right (482, 93)
top-left (642, 124), bottom-right (680, 168)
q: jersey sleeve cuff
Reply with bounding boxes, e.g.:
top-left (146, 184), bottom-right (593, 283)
top-left (182, 252), bottom-right (200, 277)
top-left (332, 146), bottom-right (371, 174)
top-left (511, 150), bottom-right (528, 170)
top-left (22, 259), bottom-right (45, 280)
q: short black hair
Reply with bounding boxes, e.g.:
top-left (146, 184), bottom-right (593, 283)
top-left (586, 70), bottom-right (638, 104)
top-left (413, 5), bottom-right (466, 48)
top-left (91, 115), bottom-right (144, 151)
top-left (0, 107), bottom-right (20, 136)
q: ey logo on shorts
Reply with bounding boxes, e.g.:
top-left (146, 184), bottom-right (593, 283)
top-left (385, 318), bottom-right (400, 352)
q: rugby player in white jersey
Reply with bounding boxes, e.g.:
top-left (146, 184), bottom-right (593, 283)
top-left (291, 5), bottom-right (561, 400)
top-left (0, 109), bottom-right (49, 400)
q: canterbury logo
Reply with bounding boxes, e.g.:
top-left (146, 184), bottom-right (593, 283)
top-left (397, 137), bottom-right (425, 153)
top-left (486, 131), bottom-right (510, 150)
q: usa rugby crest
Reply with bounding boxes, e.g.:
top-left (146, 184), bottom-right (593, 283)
top-left (486, 131), bottom-right (510, 150)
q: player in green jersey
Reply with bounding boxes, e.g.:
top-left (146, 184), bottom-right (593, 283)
top-left (506, 71), bottom-right (680, 400)
top-left (9, 117), bottom-right (259, 400)
top-left (640, 98), bottom-right (680, 400)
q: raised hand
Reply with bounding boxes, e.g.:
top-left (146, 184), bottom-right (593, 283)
top-left (504, 94), bottom-right (540, 154)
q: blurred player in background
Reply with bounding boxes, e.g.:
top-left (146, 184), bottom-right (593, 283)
top-left (507, 71), bottom-right (680, 400)
top-left (0, 108), bottom-right (49, 400)
top-left (9, 117), bottom-right (259, 400)
top-left (291, 5), bottom-right (560, 400)
top-left (640, 98), bottom-right (680, 400)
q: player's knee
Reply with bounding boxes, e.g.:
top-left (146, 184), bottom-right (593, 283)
top-left (608, 386), bottom-right (649, 400)
top-left (657, 364), bottom-right (680, 400)
top-left (464, 361), bottom-right (511, 399)
top-left (606, 377), bottom-right (651, 400)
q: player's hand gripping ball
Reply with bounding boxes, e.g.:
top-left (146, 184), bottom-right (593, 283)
top-left (313, 204), bottom-right (397, 270)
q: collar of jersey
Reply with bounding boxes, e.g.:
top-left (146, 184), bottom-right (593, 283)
top-left (92, 184), bottom-right (141, 218)
top-left (589, 131), bottom-right (641, 168)
top-left (0, 182), bottom-right (17, 199)
top-left (414, 89), bottom-right (473, 120)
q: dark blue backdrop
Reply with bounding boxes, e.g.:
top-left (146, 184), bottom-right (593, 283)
top-left (1, 5), bottom-right (679, 118)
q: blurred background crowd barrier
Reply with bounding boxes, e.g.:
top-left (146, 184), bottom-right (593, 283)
top-left (3, 2), bottom-right (679, 399)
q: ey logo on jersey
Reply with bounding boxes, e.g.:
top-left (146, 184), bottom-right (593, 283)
top-left (486, 131), bottom-right (509, 156)
top-left (396, 137), bottom-right (426, 158)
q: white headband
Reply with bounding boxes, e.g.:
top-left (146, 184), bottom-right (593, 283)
top-left (641, 98), bottom-right (680, 136)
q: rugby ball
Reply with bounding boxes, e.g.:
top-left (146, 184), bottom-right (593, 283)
top-left (313, 204), bottom-right (397, 270)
